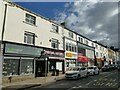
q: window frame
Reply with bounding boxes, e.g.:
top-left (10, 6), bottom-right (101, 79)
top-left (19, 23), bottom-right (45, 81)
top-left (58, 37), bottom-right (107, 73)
top-left (51, 24), bottom-right (59, 33)
top-left (68, 31), bottom-right (73, 38)
top-left (24, 32), bottom-right (35, 45)
top-left (25, 13), bottom-right (36, 25)
top-left (51, 38), bottom-right (59, 49)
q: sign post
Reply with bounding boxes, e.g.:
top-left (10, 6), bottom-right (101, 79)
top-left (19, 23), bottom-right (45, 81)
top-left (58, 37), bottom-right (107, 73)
top-left (0, 0), bottom-right (4, 89)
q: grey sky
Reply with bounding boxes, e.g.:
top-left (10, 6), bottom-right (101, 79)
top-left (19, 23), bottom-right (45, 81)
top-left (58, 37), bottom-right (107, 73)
top-left (55, 1), bottom-right (118, 48)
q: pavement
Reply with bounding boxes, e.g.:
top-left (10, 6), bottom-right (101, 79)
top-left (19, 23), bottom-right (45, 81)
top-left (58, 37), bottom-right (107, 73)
top-left (2, 74), bottom-right (65, 90)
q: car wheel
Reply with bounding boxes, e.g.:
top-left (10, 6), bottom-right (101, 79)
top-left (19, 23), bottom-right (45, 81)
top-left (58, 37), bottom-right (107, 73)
top-left (93, 72), bottom-right (95, 75)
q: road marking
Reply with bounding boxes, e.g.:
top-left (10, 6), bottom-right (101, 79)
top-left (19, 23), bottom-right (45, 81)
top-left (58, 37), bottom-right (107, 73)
top-left (67, 87), bottom-right (76, 90)
top-left (105, 82), bottom-right (110, 86)
top-left (112, 83), bottom-right (118, 87)
top-left (94, 80), bottom-right (97, 81)
top-left (86, 81), bottom-right (93, 85)
top-left (113, 79), bottom-right (116, 82)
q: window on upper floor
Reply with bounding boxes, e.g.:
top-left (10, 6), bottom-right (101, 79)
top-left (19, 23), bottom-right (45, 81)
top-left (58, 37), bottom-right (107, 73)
top-left (86, 40), bottom-right (88, 45)
top-left (66, 43), bottom-right (69, 51)
top-left (24, 32), bottom-right (35, 45)
top-left (51, 24), bottom-right (59, 33)
top-left (69, 44), bottom-right (72, 51)
top-left (51, 38), bottom-right (59, 49)
top-left (25, 13), bottom-right (36, 25)
top-left (92, 43), bottom-right (94, 47)
top-left (78, 37), bottom-right (81, 42)
top-left (100, 53), bottom-right (102, 57)
top-left (96, 52), bottom-right (98, 57)
top-left (81, 38), bottom-right (83, 43)
top-left (66, 43), bottom-right (76, 52)
top-left (95, 44), bottom-right (98, 49)
top-left (69, 31), bottom-right (73, 38)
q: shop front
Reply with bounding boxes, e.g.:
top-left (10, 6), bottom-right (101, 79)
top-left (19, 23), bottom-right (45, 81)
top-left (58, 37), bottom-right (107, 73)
top-left (65, 51), bottom-right (77, 71)
top-left (77, 53), bottom-right (89, 67)
top-left (2, 42), bottom-right (43, 82)
top-left (43, 48), bottom-right (65, 76)
top-left (77, 43), bottom-right (95, 66)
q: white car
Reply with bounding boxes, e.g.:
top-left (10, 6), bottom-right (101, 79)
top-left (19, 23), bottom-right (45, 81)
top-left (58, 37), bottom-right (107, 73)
top-left (87, 66), bottom-right (99, 75)
top-left (65, 66), bottom-right (89, 79)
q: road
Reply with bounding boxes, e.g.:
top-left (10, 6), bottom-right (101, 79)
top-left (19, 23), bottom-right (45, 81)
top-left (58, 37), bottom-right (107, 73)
top-left (29, 70), bottom-right (119, 90)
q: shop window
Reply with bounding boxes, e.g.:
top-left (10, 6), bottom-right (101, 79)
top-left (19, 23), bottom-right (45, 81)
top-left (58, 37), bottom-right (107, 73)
top-left (3, 59), bottom-right (19, 76)
top-left (49, 61), bottom-right (56, 71)
top-left (51, 38), bottom-right (59, 49)
top-left (24, 32), bottom-right (35, 45)
top-left (20, 59), bottom-right (34, 75)
top-left (51, 24), bottom-right (59, 33)
top-left (25, 13), bottom-right (36, 25)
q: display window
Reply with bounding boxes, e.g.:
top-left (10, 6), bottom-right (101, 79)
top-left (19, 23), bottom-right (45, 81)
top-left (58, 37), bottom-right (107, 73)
top-left (20, 59), bottom-right (34, 75)
top-left (3, 59), bottom-right (19, 76)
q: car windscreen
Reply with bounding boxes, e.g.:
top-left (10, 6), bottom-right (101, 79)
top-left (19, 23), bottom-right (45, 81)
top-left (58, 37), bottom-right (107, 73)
top-left (88, 67), bottom-right (94, 69)
top-left (69, 67), bottom-right (79, 71)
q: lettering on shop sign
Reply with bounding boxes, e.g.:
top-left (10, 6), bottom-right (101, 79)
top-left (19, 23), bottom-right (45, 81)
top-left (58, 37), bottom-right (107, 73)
top-left (66, 52), bottom-right (77, 59)
top-left (44, 50), bottom-right (64, 57)
top-left (66, 52), bottom-right (72, 58)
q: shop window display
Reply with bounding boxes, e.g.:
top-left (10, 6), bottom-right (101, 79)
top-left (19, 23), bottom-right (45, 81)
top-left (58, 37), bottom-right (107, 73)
top-left (21, 59), bottom-right (34, 75)
top-left (3, 59), bottom-right (19, 76)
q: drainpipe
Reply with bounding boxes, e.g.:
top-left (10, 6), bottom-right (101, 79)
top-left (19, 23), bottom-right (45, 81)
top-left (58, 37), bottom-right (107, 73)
top-left (2, 4), bottom-right (7, 41)
top-left (0, 1), bottom-right (6, 89)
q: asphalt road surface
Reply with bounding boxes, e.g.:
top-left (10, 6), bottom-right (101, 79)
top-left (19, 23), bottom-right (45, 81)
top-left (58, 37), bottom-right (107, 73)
top-left (29, 70), bottom-right (120, 90)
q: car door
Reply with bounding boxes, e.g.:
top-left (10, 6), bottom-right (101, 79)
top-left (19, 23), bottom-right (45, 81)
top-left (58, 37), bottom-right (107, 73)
top-left (94, 67), bottom-right (98, 74)
top-left (81, 67), bottom-right (86, 77)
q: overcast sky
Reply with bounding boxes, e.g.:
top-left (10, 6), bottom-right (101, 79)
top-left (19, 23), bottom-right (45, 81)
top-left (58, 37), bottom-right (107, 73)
top-left (54, 1), bottom-right (118, 48)
top-left (15, 0), bottom-right (119, 48)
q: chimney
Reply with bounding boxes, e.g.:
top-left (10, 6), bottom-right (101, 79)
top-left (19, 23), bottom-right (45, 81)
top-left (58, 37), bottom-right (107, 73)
top-left (61, 22), bottom-right (65, 27)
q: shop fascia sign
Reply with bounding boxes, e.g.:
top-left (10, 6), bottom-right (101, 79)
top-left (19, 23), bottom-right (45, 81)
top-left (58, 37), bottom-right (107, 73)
top-left (44, 49), bottom-right (64, 57)
top-left (5, 43), bottom-right (43, 56)
top-left (65, 51), bottom-right (77, 59)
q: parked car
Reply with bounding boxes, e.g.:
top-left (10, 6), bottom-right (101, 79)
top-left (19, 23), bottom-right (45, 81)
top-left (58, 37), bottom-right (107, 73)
top-left (110, 64), bottom-right (117, 70)
top-left (65, 66), bottom-right (88, 80)
top-left (101, 65), bottom-right (111, 71)
top-left (117, 64), bottom-right (120, 71)
top-left (87, 66), bottom-right (99, 75)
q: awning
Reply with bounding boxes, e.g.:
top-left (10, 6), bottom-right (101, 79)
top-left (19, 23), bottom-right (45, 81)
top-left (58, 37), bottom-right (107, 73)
top-left (78, 53), bottom-right (89, 62)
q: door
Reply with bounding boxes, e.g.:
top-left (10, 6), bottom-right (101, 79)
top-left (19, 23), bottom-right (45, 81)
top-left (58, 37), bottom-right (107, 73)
top-left (35, 60), bottom-right (45, 77)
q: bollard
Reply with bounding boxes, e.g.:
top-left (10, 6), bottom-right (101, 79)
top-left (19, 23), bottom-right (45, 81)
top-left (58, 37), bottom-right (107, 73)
top-left (8, 76), bottom-right (12, 83)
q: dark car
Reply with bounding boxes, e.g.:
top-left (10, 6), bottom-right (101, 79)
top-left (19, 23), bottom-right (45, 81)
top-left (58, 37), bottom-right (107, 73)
top-left (117, 65), bottom-right (120, 71)
top-left (110, 64), bottom-right (117, 70)
top-left (101, 65), bottom-right (111, 71)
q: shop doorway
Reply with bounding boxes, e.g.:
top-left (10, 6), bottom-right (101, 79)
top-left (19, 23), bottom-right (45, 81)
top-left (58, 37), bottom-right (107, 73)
top-left (35, 60), bottom-right (45, 77)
